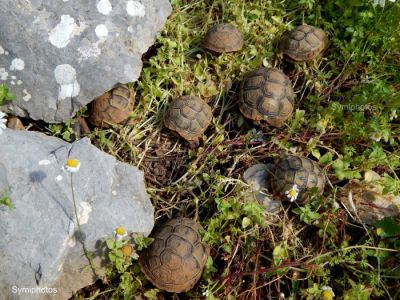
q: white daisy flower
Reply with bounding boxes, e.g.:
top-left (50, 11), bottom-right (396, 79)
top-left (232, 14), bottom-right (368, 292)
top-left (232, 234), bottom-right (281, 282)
top-left (65, 158), bottom-right (81, 173)
top-left (114, 226), bottom-right (127, 240)
top-left (321, 286), bottom-right (335, 300)
top-left (389, 110), bottom-right (397, 121)
top-left (0, 111), bottom-right (7, 134)
top-left (285, 184), bottom-right (300, 202)
top-left (370, 131), bottom-right (382, 142)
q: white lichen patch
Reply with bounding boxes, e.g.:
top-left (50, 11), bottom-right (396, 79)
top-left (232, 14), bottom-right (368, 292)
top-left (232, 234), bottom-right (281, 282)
top-left (0, 68), bottom-right (8, 80)
top-left (97, 0), bottom-right (112, 15)
top-left (11, 76), bottom-right (16, 80)
top-left (17, 80), bottom-right (23, 85)
top-left (126, 1), bottom-right (146, 17)
top-left (78, 201), bottom-right (92, 225)
top-left (22, 89), bottom-right (32, 101)
top-left (49, 15), bottom-right (77, 48)
top-left (55, 175), bottom-right (63, 181)
top-left (0, 46), bottom-right (4, 55)
top-left (10, 58), bottom-right (25, 71)
top-left (54, 64), bottom-right (80, 99)
top-left (78, 43), bottom-right (102, 62)
top-left (38, 159), bottom-right (52, 166)
top-left (10, 81), bottom-right (15, 85)
top-left (95, 24), bottom-right (108, 38)
top-left (112, 190), bottom-right (117, 196)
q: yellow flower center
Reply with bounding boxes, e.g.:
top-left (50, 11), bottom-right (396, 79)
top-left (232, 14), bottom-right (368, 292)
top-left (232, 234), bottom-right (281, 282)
top-left (66, 159), bottom-right (80, 168)
top-left (321, 290), bottom-right (334, 300)
top-left (289, 189), bottom-right (298, 198)
top-left (122, 245), bottom-right (133, 257)
top-left (115, 227), bottom-right (126, 236)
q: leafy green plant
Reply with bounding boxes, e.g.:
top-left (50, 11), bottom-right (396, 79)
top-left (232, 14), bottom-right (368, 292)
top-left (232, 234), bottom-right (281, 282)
top-left (0, 191), bottom-right (15, 209)
top-left (0, 84), bottom-right (15, 105)
top-left (104, 234), bottom-right (153, 300)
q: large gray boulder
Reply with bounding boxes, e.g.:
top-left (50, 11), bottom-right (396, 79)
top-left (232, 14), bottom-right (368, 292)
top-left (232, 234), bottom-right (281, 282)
top-left (0, 129), bottom-right (154, 299)
top-left (0, 0), bottom-right (171, 123)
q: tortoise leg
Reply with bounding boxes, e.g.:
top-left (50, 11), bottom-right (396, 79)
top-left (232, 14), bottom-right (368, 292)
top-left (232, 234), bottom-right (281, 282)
top-left (187, 139), bottom-right (200, 149)
top-left (77, 117), bottom-right (91, 135)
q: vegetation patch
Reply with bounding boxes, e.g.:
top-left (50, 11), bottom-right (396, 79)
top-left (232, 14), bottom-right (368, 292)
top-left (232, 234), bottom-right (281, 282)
top-left (57, 0), bottom-right (400, 299)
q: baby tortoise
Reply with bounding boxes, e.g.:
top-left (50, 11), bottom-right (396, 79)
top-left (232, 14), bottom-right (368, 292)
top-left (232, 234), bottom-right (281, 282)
top-left (271, 155), bottom-right (326, 202)
top-left (164, 96), bottom-right (212, 148)
top-left (89, 84), bottom-right (135, 128)
top-left (139, 218), bottom-right (209, 293)
top-left (203, 23), bottom-right (243, 53)
top-left (239, 67), bottom-right (295, 127)
top-left (280, 25), bottom-right (328, 62)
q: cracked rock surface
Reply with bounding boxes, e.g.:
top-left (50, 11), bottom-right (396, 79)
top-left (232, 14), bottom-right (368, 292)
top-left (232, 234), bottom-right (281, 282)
top-left (0, 130), bottom-right (154, 299)
top-left (0, 0), bottom-right (171, 123)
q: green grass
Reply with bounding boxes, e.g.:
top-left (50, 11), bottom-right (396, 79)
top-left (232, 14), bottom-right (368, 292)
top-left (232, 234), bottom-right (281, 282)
top-left (62, 0), bottom-right (400, 299)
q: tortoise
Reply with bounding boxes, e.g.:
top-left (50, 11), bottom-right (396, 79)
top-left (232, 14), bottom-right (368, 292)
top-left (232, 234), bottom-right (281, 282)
top-left (239, 67), bottom-right (295, 127)
top-left (203, 23), bottom-right (243, 53)
top-left (88, 84), bottom-right (135, 128)
top-left (164, 96), bottom-right (212, 148)
top-left (271, 155), bottom-right (326, 202)
top-left (280, 25), bottom-right (328, 62)
top-left (7, 116), bottom-right (24, 130)
top-left (139, 218), bottom-right (209, 293)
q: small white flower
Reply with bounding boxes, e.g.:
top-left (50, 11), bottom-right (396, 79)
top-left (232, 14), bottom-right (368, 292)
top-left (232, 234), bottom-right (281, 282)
top-left (321, 286), bottom-right (335, 300)
top-left (114, 226), bottom-right (127, 240)
top-left (65, 158), bottom-right (81, 173)
top-left (285, 184), bottom-right (300, 202)
top-left (0, 111), bottom-right (7, 134)
top-left (370, 131), bottom-right (382, 142)
top-left (389, 110), bottom-right (397, 121)
top-left (280, 292), bottom-right (286, 299)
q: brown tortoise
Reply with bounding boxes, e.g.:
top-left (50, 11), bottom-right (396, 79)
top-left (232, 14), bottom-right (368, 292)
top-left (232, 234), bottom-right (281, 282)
top-left (89, 84), bottom-right (135, 128)
top-left (271, 155), bottom-right (326, 202)
top-left (139, 218), bottom-right (209, 293)
top-left (164, 96), bottom-right (212, 148)
top-left (203, 23), bottom-right (243, 53)
top-left (239, 67), bottom-right (295, 127)
top-left (280, 25), bottom-right (328, 62)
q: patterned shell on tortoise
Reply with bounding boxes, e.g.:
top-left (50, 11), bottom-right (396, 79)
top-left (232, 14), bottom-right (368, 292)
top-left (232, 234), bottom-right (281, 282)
top-left (239, 67), bottom-right (295, 127)
top-left (271, 155), bottom-right (326, 202)
top-left (139, 218), bottom-right (209, 293)
top-left (280, 25), bottom-right (328, 61)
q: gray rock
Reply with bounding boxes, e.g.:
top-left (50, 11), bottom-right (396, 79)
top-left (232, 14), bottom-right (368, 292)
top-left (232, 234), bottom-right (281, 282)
top-left (243, 164), bottom-right (282, 213)
top-left (0, 0), bottom-right (171, 123)
top-left (338, 180), bottom-right (400, 225)
top-left (0, 129), bottom-right (154, 299)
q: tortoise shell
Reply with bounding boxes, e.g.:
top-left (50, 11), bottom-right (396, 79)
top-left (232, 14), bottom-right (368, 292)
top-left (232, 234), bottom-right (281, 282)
top-left (164, 96), bottom-right (212, 146)
top-left (271, 155), bottom-right (326, 202)
top-left (203, 23), bottom-right (243, 53)
top-left (89, 85), bottom-right (135, 128)
top-left (139, 218), bottom-right (209, 293)
top-left (239, 67), bottom-right (295, 127)
top-left (281, 25), bottom-right (328, 61)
